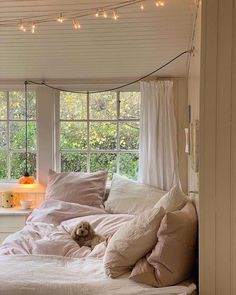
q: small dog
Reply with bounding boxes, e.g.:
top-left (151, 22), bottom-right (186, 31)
top-left (71, 221), bottom-right (108, 250)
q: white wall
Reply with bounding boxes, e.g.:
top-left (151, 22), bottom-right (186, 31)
top-left (173, 78), bottom-right (188, 193)
top-left (187, 2), bottom-right (201, 193)
top-left (200, 0), bottom-right (236, 293)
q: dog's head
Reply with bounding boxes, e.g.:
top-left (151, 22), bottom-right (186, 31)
top-left (74, 221), bottom-right (95, 239)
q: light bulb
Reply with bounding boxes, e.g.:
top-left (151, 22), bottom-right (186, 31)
top-left (103, 10), bottom-right (108, 18)
top-left (31, 23), bottom-right (36, 33)
top-left (19, 20), bottom-right (26, 32)
top-left (57, 13), bottom-right (65, 23)
top-left (155, 1), bottom-right (165, 7)
top-left (112, 10), bottom-right (119, 20)
top-left (73, 19), bottom-right (81, 29)
top-left (95, 10), bottom-right (99, 17)
top-left (140, 2), bottom-right (145, 10)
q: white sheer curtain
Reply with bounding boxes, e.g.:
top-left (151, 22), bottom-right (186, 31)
top-left (138, 80), bottom-right (180, 190)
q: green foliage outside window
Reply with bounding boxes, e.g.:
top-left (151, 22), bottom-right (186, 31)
top-left (0, 91), bottom-right (37, 180)
top-left (60, 91), bottom-right (140, 180)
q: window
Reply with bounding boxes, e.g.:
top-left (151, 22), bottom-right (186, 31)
top-left (59, 91), bottom-right (140, 180)
top-left (0, 91), bottom-right (37, 180)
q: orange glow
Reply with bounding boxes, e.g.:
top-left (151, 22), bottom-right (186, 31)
top-left (19, 176), bottom-right (35, 185)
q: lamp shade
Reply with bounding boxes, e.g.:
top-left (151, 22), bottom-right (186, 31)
top-left (19, 175), bottom-right (35, 185)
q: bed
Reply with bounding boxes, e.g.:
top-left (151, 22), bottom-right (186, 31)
top-left (0, 172), bottom-right (197, 295)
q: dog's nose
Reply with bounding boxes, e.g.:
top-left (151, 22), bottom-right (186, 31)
top-left (81, 230), bottom-right (84, 234)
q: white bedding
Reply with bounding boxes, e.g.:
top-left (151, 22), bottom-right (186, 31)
top-left (0, 255), bottom-right (196, 295)
top-left (0, 199), bottom-right (197, 295)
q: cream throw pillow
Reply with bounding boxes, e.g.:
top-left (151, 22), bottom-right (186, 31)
top-left (103, 206), bottom-right (165, 278)
top-left (104, 174), bottom-right (166, 214)
top-left (129, 202), bottom-right (198, 287)
top-left (154, 185), bottom-right (189, 212)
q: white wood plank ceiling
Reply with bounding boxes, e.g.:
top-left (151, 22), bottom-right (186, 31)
top-left (0, 0), bottom-right (197, 81)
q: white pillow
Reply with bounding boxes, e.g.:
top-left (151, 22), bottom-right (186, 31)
top-left (154, 185), bottom-right (189, 212)
top-left (104, 206), bottom-right (165, 278)
top-left (104, 174), bottom-right (166, 215)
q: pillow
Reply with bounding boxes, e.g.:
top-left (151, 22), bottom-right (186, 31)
top-left (129, 201), bottom-right (198, 287)
top-left (45, 170), bottom-right (108, 208)
top-left (103, 206), bottom-right (165, 278)
top-left (154, 185), bottom-right (189, 212)
top-left (104, 174), bottom-right (166, 214)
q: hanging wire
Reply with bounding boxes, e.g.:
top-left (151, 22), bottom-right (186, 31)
top-left (26, 49), bottom-right (192, 94)
top-left (24, 81), bottom-right (29, 177)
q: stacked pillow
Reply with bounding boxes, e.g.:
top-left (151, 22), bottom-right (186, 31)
top-left (45, 169), bottom-right (108, 208)
top-left (104, 184), bottom-right (198, 287)
top-left (104, 174), bottom-right (166, 214)
top-left (129, 201), bottom-right (198, 287)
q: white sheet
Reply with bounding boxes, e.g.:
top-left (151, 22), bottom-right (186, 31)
top-left (0, 255), bottom-right (197, 295)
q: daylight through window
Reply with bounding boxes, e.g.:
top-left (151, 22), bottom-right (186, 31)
top-left (0, 91), bottom-right (37, 180)
top-left (59, 91), bottom-right (140, 180)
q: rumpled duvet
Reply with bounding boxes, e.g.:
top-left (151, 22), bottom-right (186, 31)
top-left (0, 199), bottom-right (197, 295)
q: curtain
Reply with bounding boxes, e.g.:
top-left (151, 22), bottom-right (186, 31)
top-left (138, 80), bottom-right (180, 190)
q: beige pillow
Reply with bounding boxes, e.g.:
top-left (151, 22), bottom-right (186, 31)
top-left (104, 174), bottom-right (166, 214)
top-left (129, 202), bottom-right (198, 287)
top-left (154, 185), bottom-right (189, 212)
top-left (46, 170), bottom-right (108, 208)
top-left (104, 206), bottom-right (165, 278)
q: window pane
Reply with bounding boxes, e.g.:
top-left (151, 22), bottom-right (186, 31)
top-left (90, 122), bottom-right (117, 150)
top-left (90, 153), bottom-right (116, 180)
top-left (0, 151), bottom-right (7, 179)
top-left (10, 122), bottom-right (37, 150)
top-left (119, 153), bottom-right (139, 180)
top-left (10, 152), bottom-right (36, 179)
top-left (9, 91), bottom-right (36, 120)
top-left (119, 122), bottom-right (139, 150)
top-left (61, 152), bottom-right (87, 172)
top-left (120, 92), bottom-right (140, 119)
top-left (90, 92), bottom-right (117, 120)
top-left (60, 92), bottom-right (87, 120)
top-left (60, 122), bottom-right (87, 150)
top-left (0, 92), bottom-right (7, 120)
top-left (0, 122), bottom-right (7, 149)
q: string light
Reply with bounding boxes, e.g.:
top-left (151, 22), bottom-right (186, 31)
top-left (19, 20), bottom-right (26, 32)
top-left (155, 1), bottom-right (165, 7)
top-left (103, 10), bottom-right (108, 18)
top-left (112, 10), bottom-right (119, 20)
top-left (73, 19), bottom-right (81, 29)
top-left (140, 2), bottom-right (145, 10)
top-left (57, 13), bottom-right (65, 23)
top-left (11, 0), bottom-right (166, 33)
top-left (31, 23), bottom-right (36, 33)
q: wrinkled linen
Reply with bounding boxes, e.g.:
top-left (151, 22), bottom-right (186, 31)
top-left (0, 199), bottom-right (133, 257)
top-left (0, 255), bottom-right (197, 295)
top-left (0, 199), bottom-right (197, 295)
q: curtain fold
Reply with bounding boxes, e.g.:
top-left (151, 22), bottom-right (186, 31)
top-left (138, 80), bottom-right (180, 191)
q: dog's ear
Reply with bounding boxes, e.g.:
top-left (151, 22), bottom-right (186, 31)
top-left (87, 223), bottom-right (95, 239)
top-left (71, 225), bottom-right (78, 239)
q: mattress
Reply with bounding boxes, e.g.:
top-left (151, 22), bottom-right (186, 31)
top-left (0, 198), bottom-right (197, 295)
top-left (0, 255), bottom-right (197, 295)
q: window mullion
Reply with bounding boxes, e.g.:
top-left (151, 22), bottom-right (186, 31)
top-left (87, 92), bottom-right (90, 173)
top-left (7, 91), bottom-right (11, 179)
top-left (116, 92), bottom-right (120, 174)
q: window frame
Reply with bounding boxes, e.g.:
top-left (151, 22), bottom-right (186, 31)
top-left (0, 89), bottom-right (37, 182)
top-left (56, 91), bottom-right (140, 177)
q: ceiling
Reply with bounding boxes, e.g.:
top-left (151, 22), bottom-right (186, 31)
top-left (0, 0), bottom-right (197, 82)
